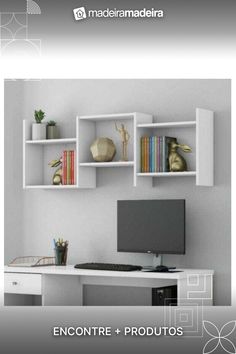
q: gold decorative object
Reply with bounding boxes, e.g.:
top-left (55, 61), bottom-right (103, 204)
top-left (90, 138), bottom-right (116, 162)
top-left (8, 256), bottom-right (55, 267)
top-left (115, 123), bottom-right (130, 161)
top-left (48, 157), bottom-right (62, 184)
top-left (169, 141), bottom-right (192, 172)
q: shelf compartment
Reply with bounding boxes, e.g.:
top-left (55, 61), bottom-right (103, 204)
top-left (78, 115), bottom-right (135, 186)
top-left (137, 122), bottom-right (196, 179)
top-left (80, 161), bottom-right (134, 167)
top-left (23, 120), bottom-right (80, 189)
top-left (78, 118), bottom-right (134, 163)
top-left (78, 112), bottom-right (153, 188)
top-left (25, 138), bottom-right (76, 145)
top-left (24, 143), bottom-right (77, 188)
top-left (137, 121), bottom-right (196, 129)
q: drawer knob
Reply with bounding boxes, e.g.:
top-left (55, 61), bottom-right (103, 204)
top-left (12, 281), bottom-right (18, 285)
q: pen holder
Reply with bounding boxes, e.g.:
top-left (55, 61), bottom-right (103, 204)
top-left (54, 246), bottom-right (68, 266)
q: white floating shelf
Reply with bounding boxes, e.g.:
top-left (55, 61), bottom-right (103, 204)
top-left (24, 185), bottom-right (78, 189)
top-left (80, 161), bottom-right (134, 167)
top-left (79, 113), bottom-right (135, 121)
top-left (137, 121), bottom-right (196, 129)
top-left (23, 109), bottom-right (213, 189)
top-left (26, 138), bottom-right (76, 145)
top-left (137, 171), bottom-right (197, 177)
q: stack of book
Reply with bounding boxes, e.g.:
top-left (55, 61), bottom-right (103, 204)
top-left (140, 136), bottom-right (177, 173)
top-left (62, 150), bottom-right (75, 184)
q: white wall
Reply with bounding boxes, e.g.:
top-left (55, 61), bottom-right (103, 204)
top-left (4, 81), bottom-right (24, 262)
top-left (4, 79), bottom-right (231, 305)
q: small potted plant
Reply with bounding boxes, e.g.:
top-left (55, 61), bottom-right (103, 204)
top-left (32, 109), bottom-right (46, 140)
top-left (47, 120), bottom-right (59, 139)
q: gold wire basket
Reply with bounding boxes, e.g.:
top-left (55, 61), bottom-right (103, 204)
top-left (8, 256), bottom-right (55, 267)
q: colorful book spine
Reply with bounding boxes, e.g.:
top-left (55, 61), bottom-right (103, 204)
top-left (154, 137), bottom-right (156, 172)
top-left (145, 137), bottom-right (149, 172)
top-left (143, 137), bottom-right (146, 172)
top-left (141, 138), bottom-right (145, 173)
top-left (159, 137), bottom-right (162, 172)
top-left (155, 137), bottom-right (158, 172)
top-left (62, 151), bottom-right (64, 185)
top-left (142, 137), bottom-right (145, 172)
top-left (67, 151), bottom-right (71, 184)
top-left (163, 136), bottom-right (166, 172)
top-left (152, 137), bottom-right (155, 172)
top-left (140, 138), bottom-right (143, 172)
top-left (140, 135), bottom-right (178, 173)
top-left (148, 137), bottom-right (150, 172)
top-left (164, 137), bottom-right (168, 172)
top-left (149, 137), bottom-right (152, 172)
top-left (71, 150), bottom-right (74, 185)
top-left (73, 150), bottom-right (76, 184)
top-left (142, 137), bottom-right (144, 172)
top-left (63, 150), bottom-right (67, 185)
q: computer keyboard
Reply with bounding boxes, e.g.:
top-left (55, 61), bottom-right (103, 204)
top-left (74, 262), bottom-right (142, 272)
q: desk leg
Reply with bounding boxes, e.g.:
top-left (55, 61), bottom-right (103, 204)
top-left (177, 275), bottom-right (213, 306)
top-left (42, 275), bottom-right (83, 306)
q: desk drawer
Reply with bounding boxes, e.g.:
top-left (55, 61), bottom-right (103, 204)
top-left (5, 273), bottom-right (42, 295)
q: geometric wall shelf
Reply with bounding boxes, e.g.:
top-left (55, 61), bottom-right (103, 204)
top-left (23, 108), bottom-right (214, 189)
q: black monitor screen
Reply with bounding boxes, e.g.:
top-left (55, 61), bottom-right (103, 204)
top-left (117, 200), bottom-right (185, 254)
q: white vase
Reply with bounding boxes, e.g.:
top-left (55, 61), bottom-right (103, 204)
top-left (32, 123), bottom-right (46, 140)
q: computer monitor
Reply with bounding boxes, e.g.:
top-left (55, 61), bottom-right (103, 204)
top-left (117, 199), bottom-right (185, 255)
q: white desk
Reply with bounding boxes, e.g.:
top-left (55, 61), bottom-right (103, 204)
top-left (4, 266), bottom-right (214, 306)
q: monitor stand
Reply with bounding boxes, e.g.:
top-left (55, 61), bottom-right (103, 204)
top-left (141, 254), bottom-right (162, 271)
top-left (141, 254), bottom-right (176, 272)
top-left (153, 254), bottom-right (163, 268)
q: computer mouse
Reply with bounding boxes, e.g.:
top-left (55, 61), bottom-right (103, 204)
top-left (154, 265), bottom-right (169, 272)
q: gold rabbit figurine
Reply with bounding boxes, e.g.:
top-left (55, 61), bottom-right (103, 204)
top-left (169, 141), bottom-right (192, 172)
top-left (48, 157), bottom-right (63, 185)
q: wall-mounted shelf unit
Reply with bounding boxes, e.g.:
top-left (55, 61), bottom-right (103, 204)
top-left (23, 108), bottom-right (214, 189)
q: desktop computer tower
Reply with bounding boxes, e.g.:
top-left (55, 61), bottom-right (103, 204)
top-left (152, 286), bottom-right (177, 306)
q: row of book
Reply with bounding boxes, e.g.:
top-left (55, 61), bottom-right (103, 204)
top-left (62, 150), bottom-right (75, 185)
top-left (140, 136), bottom-right (176, 173)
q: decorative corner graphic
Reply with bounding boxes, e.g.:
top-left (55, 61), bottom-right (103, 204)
top-left (187, 274), bottom-right (213, 301)
top-left (203, 321), bottom-right (236, 354)
top-left (164, 301), bottom-right (204, 337)
top-left (164, 272), bottom-right (214, 338)
top-left (27, 0), bottom-right (41, 15)
top-left (0, 0), bottom-right (41, 57)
